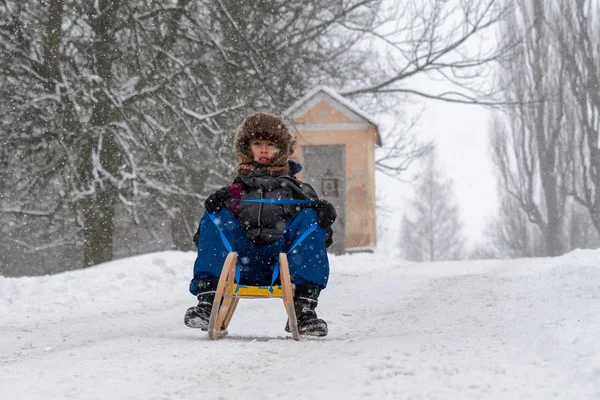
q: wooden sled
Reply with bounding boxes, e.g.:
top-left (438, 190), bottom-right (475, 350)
top-left (207, 252), bottom-right (300, 340)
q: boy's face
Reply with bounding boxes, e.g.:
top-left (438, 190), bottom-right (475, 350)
top-left (250, 139), bottom-right (279, 164)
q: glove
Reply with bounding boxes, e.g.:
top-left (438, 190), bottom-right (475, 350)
top-left (325, 226), bottom-right (334, 248)
top-left (312, 199), bottom-right (337, 228)
top-left (204, 187), bottom-right (231, 213)
top-left (193, 229), bottom-right (200, 246)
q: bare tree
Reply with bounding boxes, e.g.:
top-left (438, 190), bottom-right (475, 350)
top-left (483, 187), bottom-right (600, 259)
top-left (564, 199), bottom-right (600, 250)
top-left (0, 0), bottom-right (237, 266)
top-left (375, 112), bottom-right (434, 179)
top-left (482, 191), bottom-right (546, 258)
top-left (399, 150), bottom-right (465, 261)
top-left (552, 0), bottom-right (600, 237)
top-left (0, 0), bottom-right (517, 274)
top-left (339, 0), bottom-right (515, 181)
top-left (344, 0), bottom-right (512, 105)
top-left (0, 0), bottom-right (381, 271)
top-left (490, 0), bottom-right (569, 257)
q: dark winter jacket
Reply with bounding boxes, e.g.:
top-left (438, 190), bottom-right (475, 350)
top-left (196, 112), bottom-right (334, 248)
top-left (224, 160), bottom-right (321, 246)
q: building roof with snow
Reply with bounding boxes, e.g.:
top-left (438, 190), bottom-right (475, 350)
top-left (283, 86), bottom-right (381, 146)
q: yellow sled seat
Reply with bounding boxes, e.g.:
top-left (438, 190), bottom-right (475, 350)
top-left (232, 284), bottom-right (287, 298)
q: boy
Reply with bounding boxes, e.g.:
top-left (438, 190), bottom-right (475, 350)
top-left (184, 112), bottom-right (337, 336)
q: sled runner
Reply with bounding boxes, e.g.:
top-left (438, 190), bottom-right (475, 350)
top-left (207, 251), bottom-right (300, 340)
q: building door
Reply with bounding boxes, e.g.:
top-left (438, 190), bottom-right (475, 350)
top-left (301, 145), bottom-right (346, 254)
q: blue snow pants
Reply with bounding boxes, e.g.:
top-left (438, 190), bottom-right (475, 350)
top-left (189, 208), bottom-right (330, 295)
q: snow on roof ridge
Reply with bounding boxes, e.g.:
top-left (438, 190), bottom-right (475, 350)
top-left (283, 85), bottom-right (379, 128)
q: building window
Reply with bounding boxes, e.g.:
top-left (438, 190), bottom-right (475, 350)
top-left (322, 178), bottom-right (339, 197)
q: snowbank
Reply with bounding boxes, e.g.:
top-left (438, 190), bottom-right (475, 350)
top-left (1, 250), bottom-right (599, 399)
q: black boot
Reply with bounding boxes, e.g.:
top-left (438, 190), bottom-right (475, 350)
top-left (285, 285), bottom-right (328, 337)
top-left (184, 280), bottom-right (217, 330)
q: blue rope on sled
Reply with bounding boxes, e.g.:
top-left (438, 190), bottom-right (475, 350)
top-left (232, 198), bottom-right (313, 205)
top-left (207, 199), bottom-right (318, 293)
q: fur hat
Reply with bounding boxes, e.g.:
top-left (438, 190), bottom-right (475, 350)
top-left (233, 112), bottom-right (296, 177)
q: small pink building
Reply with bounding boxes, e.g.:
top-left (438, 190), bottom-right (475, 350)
top-left (284, 87), bottom-right (381, 254)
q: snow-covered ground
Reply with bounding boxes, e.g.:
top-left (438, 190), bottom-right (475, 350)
top-left (1, 250), bottom-right (599, 399)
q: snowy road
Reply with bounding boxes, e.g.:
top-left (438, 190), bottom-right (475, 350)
top-left (1, 251), bottom-right (599, 399)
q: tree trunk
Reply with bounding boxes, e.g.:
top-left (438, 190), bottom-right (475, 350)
top-left (590, 147), bottom-right (600, 235)
top-left (540, 174), bottom-right (563, 257)
top-left (80, 0), bottom-right (122, 266)
top-left (82, 187), bottom-right (117, 266)
top-left (43, 0), bottom-right (64, 87)
top-left (80, 122), bottom-right (121, 266)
